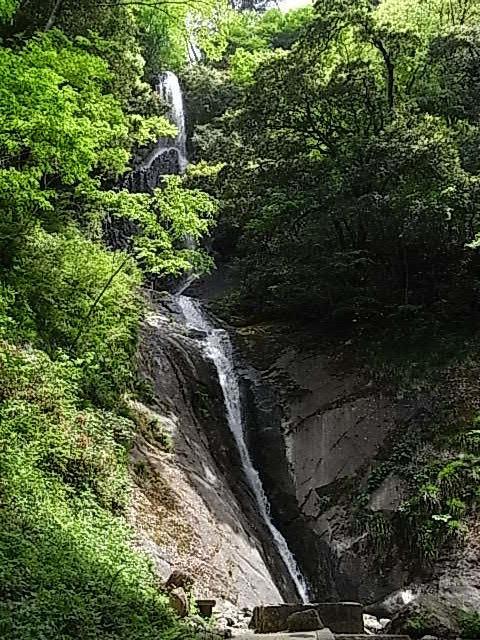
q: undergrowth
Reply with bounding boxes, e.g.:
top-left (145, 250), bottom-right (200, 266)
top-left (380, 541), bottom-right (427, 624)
top-left (354, 420), bottom-right (479, 563)
top-left (0, 342), bottom-right (186, 639)
top-left (459, 610), bottom-right (480, 638)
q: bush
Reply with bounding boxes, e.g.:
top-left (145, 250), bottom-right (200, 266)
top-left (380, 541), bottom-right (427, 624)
top-left (0, 342), bottom-right (182, 639)
top-left (459, 610), bottom-right (480, 638)
top-left (5, 228), bottom-right (142, 407)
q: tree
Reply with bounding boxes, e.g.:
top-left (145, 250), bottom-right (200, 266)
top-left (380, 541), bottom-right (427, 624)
top-left (213, 0), bottom-right (480, 323)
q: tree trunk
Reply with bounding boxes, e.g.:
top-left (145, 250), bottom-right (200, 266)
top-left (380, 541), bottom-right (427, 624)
top-left (372, 37), bottom-right (395, 111)
top-left (71, 256), bottom-right (130, 351)
top-left (44, 0), bottom-right (63, 31)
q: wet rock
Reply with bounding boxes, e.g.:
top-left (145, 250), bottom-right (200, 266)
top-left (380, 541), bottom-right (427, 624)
top-left (315, 629), bottom-right (335, 640)
top-left (239, 336), bottom-right (416, 601)
top-left (365, 588), bottom-right (418, 618)
top-left (165, 569), bottom-right (194, 592)
top-left (130, 297), bottom-right (291, 608)
top-left (169, 587), bottom-right (189, 618)
top-left (368, 475), bottom-right (408, 513)
top-left (363, 614), bottom-right (383, 633)
top-left (384, 595), bottom-right (460, 639)
top-left (287, 609), bottom-right (324, 631)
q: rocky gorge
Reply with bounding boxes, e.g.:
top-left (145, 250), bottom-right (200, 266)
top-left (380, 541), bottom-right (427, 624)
top-left (129, 294), bottom-right (294, 608)
top-left (122, 52), bottom-right (479, 640)
top-left (127, 289), bottom-right (480, 640)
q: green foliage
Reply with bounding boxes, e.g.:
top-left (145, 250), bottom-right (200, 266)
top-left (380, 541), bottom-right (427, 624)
top-left (0, 30), bottom-right (130, 265)
top-left (197, 6), bottom-right (313, 63)
top-left (136, 2), bottom-right (192, 73)
top-left (0, 343), bottom-right (183, 639)
top-left (356, 424), bottom-right (479, 563)
top-left (4, 228), bottom-right (142, 406)
top-left (404, 614), bottom-right (428, 634)
top-left (459, 610), bottom-right (480, 638)
top-left (208, 0), bottom-right (480, 329)
top-left (0, 1), bottom-right (219, 636)
top-left (0, 0), bottom-right (17, 21)
top-left (183, 5), bottom-right (314, 168)
top-left (136, 0), bottom-right (227, 74)
top-left (93, 178), bottom-right (217, 278)
top-left (229, 47), bottom-right (277, 86)
top-left (183, 64), bottom-right (241, 127)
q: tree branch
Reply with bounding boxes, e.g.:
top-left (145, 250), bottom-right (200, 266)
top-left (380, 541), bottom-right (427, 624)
top-left (45, 0), bottom-right (63, 31)
top-left (372, 36), bottom-right (395, 111)
top-left (97, 0), bottom-right (211, 7)
top-left (71, 255), bottom-right (131, 351)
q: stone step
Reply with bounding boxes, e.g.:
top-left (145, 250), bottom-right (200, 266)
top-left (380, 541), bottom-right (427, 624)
top-left (233, 634), bottom-right (326, 640)
top-left (251, 603), bottom-right (364, 635)
top-left (233, 634), bottom-right (411, 640)
top-left (335, 636), bottom-right (410, 640)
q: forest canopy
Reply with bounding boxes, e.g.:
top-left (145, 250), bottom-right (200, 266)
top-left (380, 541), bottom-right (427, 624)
top-left (187, 0), bottom-right (480, 329)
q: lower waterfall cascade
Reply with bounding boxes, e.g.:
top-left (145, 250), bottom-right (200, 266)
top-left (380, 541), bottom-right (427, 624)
top-left (176, 294), bottom-right (310, 603)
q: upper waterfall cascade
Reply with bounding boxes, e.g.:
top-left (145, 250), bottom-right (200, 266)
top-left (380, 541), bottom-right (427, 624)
top-left (177, 295), bottom-right (310, 603)
top-left (140, 71), bottom-right (188, 174)
top-left (124, 71), bottom-right (187, 193)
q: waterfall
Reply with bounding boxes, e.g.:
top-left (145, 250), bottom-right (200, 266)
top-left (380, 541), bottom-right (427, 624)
top-left (177, 295), bottom-right (309, 603)
top-left (124, 71), bottom-right (187, 193)
top-left (140, 71), bottom-right (188, 175)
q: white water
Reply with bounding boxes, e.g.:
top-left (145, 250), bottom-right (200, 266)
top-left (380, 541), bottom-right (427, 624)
top-left (140, 71), bottom-right (187, 173)
top-left (177, 295), bottom-right (309, 603)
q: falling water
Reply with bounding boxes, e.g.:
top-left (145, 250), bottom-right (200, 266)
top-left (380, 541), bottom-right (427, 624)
top-left (139, 71), bottom-right (188, 175)
top-left (177, 295), bottom-right (309, 603)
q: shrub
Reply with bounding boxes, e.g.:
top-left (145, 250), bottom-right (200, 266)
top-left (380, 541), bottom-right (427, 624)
top-left (0, 342), bottom-right (182, 639)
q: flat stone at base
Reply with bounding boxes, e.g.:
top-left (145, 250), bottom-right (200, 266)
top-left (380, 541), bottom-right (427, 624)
top-left (335, 636), bottom-right (410, 640)
top-left (234, 634), bottom-right (322, 640)
top-left (316, 603), bottom-right (363, 634)
top-left (234, 635), bottom-right (410, 640)
top-left (251, 603), bottom-right (364, 634)
top-left (288, 610), bottom-right (324, 632)
top-left (197, 599), bottom-right (217, 618)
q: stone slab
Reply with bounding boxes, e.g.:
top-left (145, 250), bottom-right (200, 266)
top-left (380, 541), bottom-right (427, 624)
top-left (335, 636), bottom-right (410, 640)
top-left (251, 603), bottom-right (364, 634)
top-left (315, 604), bottom-right (363, 634)
top-left (234, 635), bottom-right (410, 640)
top-left (234, 634), bottom-right (324, 640)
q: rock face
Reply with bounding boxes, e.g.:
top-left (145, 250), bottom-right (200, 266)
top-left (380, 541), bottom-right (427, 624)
top-left (235, 323), bottom-right (480, 613)
top-left (239, 336), bottom-right (415, 602)
top-left (384, 594), bottom-right (461, 639)
top-left (164, 569), bottom-right (194, 592)
top-left (169, 587), bottom-right (189, 618)
top-left (129, 294), bottom-right (296, 609)
top-left (130, 291), bottom-right (479, 624)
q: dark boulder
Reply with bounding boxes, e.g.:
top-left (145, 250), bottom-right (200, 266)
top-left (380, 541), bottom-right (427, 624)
top-left (384, 595), bottom-right (460, 639)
